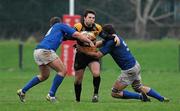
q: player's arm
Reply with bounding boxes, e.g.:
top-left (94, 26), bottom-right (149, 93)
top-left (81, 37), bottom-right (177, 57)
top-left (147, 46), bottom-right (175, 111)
top-left (112, 34), bottom-right (120, 46)
top-left (95, 40), bottom-right (103, 48)
top-left (63, 33), bottom-right (77, 41)
top-left (61, 24), bottom-right (94, 47)
top-left (77, 45), bottom-right (103, 58)
top-left (85, 51), bottom-right (104, 58)
top-left (63, 26), bottom-right (79, 41)
top-left (72, 31), bottom-right (95, 47)
top-left (99, 31), bottom-right (120, 46)
top-left (95, 35), bottom-right (119, 48)
top-left (78, 39), bottom-right (115, 58)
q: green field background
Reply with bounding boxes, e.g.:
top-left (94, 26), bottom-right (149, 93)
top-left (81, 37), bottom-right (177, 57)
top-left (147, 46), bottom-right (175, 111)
top-left (0, 39), bottom-right (179, 111)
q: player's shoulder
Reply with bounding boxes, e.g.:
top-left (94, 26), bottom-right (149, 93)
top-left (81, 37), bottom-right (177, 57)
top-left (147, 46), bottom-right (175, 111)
top-left (54, 23), bottom-right (64, 26)
top-left (94, 23), bottom-right (102, 32)
top-left (53, 23), bottom-right (68, 28)
top-left (74, 23), bottom-right (83, 31)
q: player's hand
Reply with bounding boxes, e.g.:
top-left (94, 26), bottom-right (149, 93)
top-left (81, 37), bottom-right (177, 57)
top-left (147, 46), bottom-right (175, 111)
top-left (76, 44), bottom-right (81, 51)
top-left (89, 41), bottom-right (95, 47)
top-left (113, 34), bottom-right (120, 46)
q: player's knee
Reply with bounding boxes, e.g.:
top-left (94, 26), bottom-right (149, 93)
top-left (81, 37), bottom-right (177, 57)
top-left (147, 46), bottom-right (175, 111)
top-left (74, 80), bottom-right (82, 85)
top-left (92, 71), bottom-right (100, 77)
top-left (111, 88), bottom-right (123, 98)
top-left (132, 86), bottom-right (141, 93)
top-left (132, 80), bottom-right (142, 93)
top-left (58, 70), bottom-right (67, 77)
top-left (74, 72), bottom-right (84, 83)
top-left (74, 76), bottom-right (83, 84)
top-left (139, 85), bottom-right (151, 93)
top-left (57, 67), bottom-right (67, 76)
top-left (62, 69), bottom-right (67, 76)
top-left (38, 74), bottom-right (49, 81)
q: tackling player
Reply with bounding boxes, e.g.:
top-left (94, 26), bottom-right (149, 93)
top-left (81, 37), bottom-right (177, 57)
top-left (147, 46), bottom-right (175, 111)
top-left (17, 16), bottom-right (94, 103)
top-left (77, 24), bottom-right (170, 102)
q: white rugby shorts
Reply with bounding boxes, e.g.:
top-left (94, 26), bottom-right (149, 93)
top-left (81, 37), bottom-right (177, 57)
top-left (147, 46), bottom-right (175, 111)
top-left (118, 61), bottom-right (142, 85)
top-left (33, 49), bottom-right (58, 65)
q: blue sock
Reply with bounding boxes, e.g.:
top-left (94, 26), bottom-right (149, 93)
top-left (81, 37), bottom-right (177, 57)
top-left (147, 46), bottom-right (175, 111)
top-left (147, 89), bottom-right (164, 101)
top-left (123, 90), bottom-right (141, 99)
top-left (49, 74), bottom-right (64, 97)
top-left (22, 76), bottom-right (41, 93)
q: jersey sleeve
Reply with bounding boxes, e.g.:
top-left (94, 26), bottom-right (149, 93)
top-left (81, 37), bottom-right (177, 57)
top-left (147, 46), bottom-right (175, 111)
top-left (74, 23), bottom-right (82, 32)
top-left (99, 40), bottom-right (115, 55)
top-left (95, 24), bottom-right (102, 35)
top-left (61, 24), bottom-right (76, 38)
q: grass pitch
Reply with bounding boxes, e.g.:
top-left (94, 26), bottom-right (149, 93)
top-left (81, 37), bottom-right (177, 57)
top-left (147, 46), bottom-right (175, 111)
top-left (0, 39), bottom-right (179, 111)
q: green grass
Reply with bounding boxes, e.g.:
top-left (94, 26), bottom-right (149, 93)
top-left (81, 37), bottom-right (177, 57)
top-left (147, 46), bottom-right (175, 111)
top-left (0, 39), bottom-right (180, 111)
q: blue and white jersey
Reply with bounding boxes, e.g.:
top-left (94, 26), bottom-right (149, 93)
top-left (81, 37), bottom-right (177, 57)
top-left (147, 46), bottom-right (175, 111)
top-left (36, 23), bottom-right (76, 51)
top-left (100, 36), bottom-right (136, 70)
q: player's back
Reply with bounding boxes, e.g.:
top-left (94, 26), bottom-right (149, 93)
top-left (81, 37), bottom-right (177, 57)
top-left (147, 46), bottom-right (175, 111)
top-left (36, 23), bottom-right (75, 51)
top-left (109, 37), bottom-right (136, 70)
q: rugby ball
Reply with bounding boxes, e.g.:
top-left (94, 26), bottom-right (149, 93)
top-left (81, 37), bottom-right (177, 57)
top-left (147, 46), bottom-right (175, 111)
top-left (80, 31), bottom-right (95, 40)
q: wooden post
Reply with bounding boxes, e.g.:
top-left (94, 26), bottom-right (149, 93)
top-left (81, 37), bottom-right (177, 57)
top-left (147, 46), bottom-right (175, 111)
top-left (19, 41), bottom-right (23, 69)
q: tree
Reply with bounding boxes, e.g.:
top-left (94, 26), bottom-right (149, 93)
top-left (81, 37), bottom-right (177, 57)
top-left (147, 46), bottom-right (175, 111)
top-left (130, 0), bottom-right (174, 38)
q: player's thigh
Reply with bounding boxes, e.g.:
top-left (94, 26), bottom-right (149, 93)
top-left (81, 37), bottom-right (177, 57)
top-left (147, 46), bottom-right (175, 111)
top-left (88, 61), bottom-right (100, 76)
top-left (48, 58), bottom-right (66, 76)
top-left (119, 62), bottom-right (141, 85)
top-left (74, 52), bottom-right (88, 71)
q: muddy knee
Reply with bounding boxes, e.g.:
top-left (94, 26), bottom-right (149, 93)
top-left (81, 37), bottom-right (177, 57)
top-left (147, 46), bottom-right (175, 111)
top-left (132, 80), bottom-right (151, 93)
top-left (132, 80), bottom-right (142, 93)
top-left (111, 88), bottom-right (123, 98)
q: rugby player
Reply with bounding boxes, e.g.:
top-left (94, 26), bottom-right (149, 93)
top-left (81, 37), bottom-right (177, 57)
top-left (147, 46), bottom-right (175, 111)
top-left (73, 9), bottom-right (119, 102)
top-left (73, 9), bottom-right (103, 102)
top-left (17, 16), bottom-right (94, 103)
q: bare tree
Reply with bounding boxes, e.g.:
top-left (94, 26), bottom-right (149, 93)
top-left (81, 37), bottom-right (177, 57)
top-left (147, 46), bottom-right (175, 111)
top-left (130, 0), bottom-right (174, 38)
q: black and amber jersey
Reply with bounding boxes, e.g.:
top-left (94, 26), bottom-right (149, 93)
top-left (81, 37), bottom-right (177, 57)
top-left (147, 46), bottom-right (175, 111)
top-left (74, 22), bottom-right (102, 45)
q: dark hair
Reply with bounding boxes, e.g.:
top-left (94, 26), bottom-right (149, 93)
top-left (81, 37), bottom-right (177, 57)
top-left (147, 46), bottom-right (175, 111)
top-left (83, 9), bottom-right (96, 17)
top-left (49, 16), bottom-right (61, 27)
top-left (102, 24), bottom-right (116, 34)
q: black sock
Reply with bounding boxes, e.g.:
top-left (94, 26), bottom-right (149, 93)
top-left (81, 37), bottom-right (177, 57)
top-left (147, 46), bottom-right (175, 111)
top-left (74, 83), bottom-right (82, 102)
top-left (93, 76), bottom-right (101, 94)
